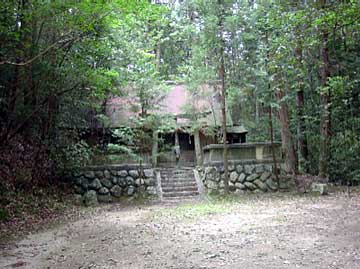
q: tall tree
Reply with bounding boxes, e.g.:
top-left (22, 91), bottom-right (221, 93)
top-left (218, 0), bottom-right (229, 193)
top-left (317, 0), bottom-right (332, 178)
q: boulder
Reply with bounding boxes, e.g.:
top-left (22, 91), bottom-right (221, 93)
top-left (129, 170), bottom-right (139, 178)
top-left (144, 177), bottom-right (155, 186)
top-left (84, 171), bottom-right (95, 179)
top-left (126, 176), bottom-right (135, 185)
top-left (254, 179), bottom-right (268, 192)
top-left (238, 173), bottom-right (246, 183)
top-left (127, 186), bottom-right (136, 196)
top-left (205, 166), bottom-right (216, 175)
top-left (83, 190), bottom-right (98, 206)
top-left (235, 182), bottom-right (246, 190)
top-left (94, 171), bottom-right (104, 178)
top-left (244, 165), bottom-right (255, 174)
top-left (111, 177), bottom-right (118, 185)
top-left (228, 164), bottom-right (235, 172)
top-left (80, 177), bottom-right (89, 189)
top-left (244, 182), bottom-right (256, 190)
top-left (104, 170), bottom-right (111, 179)
top-left (263, 164), bottom-right (273, 172)
top-left (236, 165), bottom-right (244, 174)
top-left (144, 169), bottom-right (154, 178)
top-left (98, 187), bottom-right (109, 195)
top-left (234, 189), bottom-right (246, 195)
top-left (135, 178), bottom-right (145, 186)
top-left (88, 178), bottom-right (102, 190)
top-left (266, 178), bottom-right (278, 191)
top-left (110, 185), bottom-right (122, 198)
top-left (205, 166), bottom-right (219, 182)
top-left (311, 183), bottom-right (328, 195)
top-left (118, 170), bottom-right (128, 177)
top-left (117, 177), bottom-right (127, 187)
top-left (146, 186), bottom-right (157, 195)
top-left (230, 171), bottom-right (239, 183)
top-left (255, 165), bottom-right (264, 173)
top-left (100, 178), bottom-right (113, 189)
top-left (260, 172), bottom-right (272, 182)
top-left (138, 185), bottom-right (146, 193)
top-left (207, 180), bottom-right (218, 190)
top-left (246, 173), bottom-right (259, 182)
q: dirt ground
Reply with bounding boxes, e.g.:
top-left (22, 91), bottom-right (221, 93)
top-left (1, 190), bottom-right (360, 269)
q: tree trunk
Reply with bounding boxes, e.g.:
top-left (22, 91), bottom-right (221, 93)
top-left (269, 107), bottom-right (279, 186)
top-left (318, 30), bottom-right (331, 178)
top-left (294, 47), bottom-right (309, 173)
top-left (318, 0), bottom-right (331, 178)
top-left (151, 129), bottom-right (158, 167)
top-left (218, 0), bottom-right (229, 194)
top-left (194, 128), bottom-right (203, 166)
top-left (255, 95), bottom-right (260, 123)
top-left (296, 88), bottom-right (309, 172)
top-left (275, 87), bottom-right (298, 174)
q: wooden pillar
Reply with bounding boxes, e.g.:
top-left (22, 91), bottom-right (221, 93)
top-left (194, 129), bottom-right (203, 165)
top-left (174, 130), bottom-right (180, 166)
top-left (174, 130), bottom-right (179, 147)
top-left (151, 130), bottom-right (158, 167)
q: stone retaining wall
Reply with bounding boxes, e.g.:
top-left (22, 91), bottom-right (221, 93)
top-left (200, 161), bottom-right (294, 194)
top-left (71, 164), bottom-right (157, 205)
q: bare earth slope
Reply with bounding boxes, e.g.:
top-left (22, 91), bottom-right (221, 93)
top-left (1, 191), bottom-right (360, 269)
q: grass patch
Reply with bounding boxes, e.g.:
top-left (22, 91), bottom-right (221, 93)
top-left (155, 195), bottom-right (247, 222)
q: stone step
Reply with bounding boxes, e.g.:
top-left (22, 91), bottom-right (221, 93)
top-left (162, 186), bottom-right (198, 192)
top-left (161, 176), bottom-right (195, 181)
top-left (161, 184), bottom-right (197, 190)
top-left (161, 179), bottom-right (196, 185)
top-left (161, 175), bottom-right (194, 180)
top-left (163, 196), bottom-right (200, 203)
top-left (161, 197), bottom-right (201, 204)
top-left (159, 167), bottom-right (200, 202)
top-left (172, 174), bottom-right (195, 177)
top-left (161, 179), bottom-right (197, 184)
top-left (162, 190), bottom-right (199, 198)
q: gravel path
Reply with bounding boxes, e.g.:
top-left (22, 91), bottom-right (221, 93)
top-left (1, 191), bottom-right (360, 269)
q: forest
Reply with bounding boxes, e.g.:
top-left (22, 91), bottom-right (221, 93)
top-left (1, 1), bottom-right (360, 268)
top-left (1, 0), bottom-right (360, 232)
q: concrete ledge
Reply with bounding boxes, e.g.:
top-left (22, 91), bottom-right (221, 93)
top-left (83, 163), bottom-right (152, 171)
top-left (203, 142), bottom-right (282, 163)
top-left (203, 142), bottom-right (281, 151)
top-left (203, 159), bottom-right (279, 167)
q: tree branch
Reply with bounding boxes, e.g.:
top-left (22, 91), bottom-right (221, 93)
top-left (0, 35), bottom-right (76, 66)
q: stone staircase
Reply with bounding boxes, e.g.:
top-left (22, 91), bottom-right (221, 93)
top-left (158, 167), bottom-right (200, 202)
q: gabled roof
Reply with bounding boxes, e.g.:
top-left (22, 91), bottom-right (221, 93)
top-left (227, 125), bottom-right (248, 134)
top-left (106, 84), bottom-right (245, 132)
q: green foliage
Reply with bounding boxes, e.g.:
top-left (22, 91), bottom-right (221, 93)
top-left (54, 140), bottom-right (93, 173)
top-left (330, 131), bottom-right (360, 184)
top-left (1, 0), bottom-right (360, 186)
top-left (106, 144), bottom-right (140, 163)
